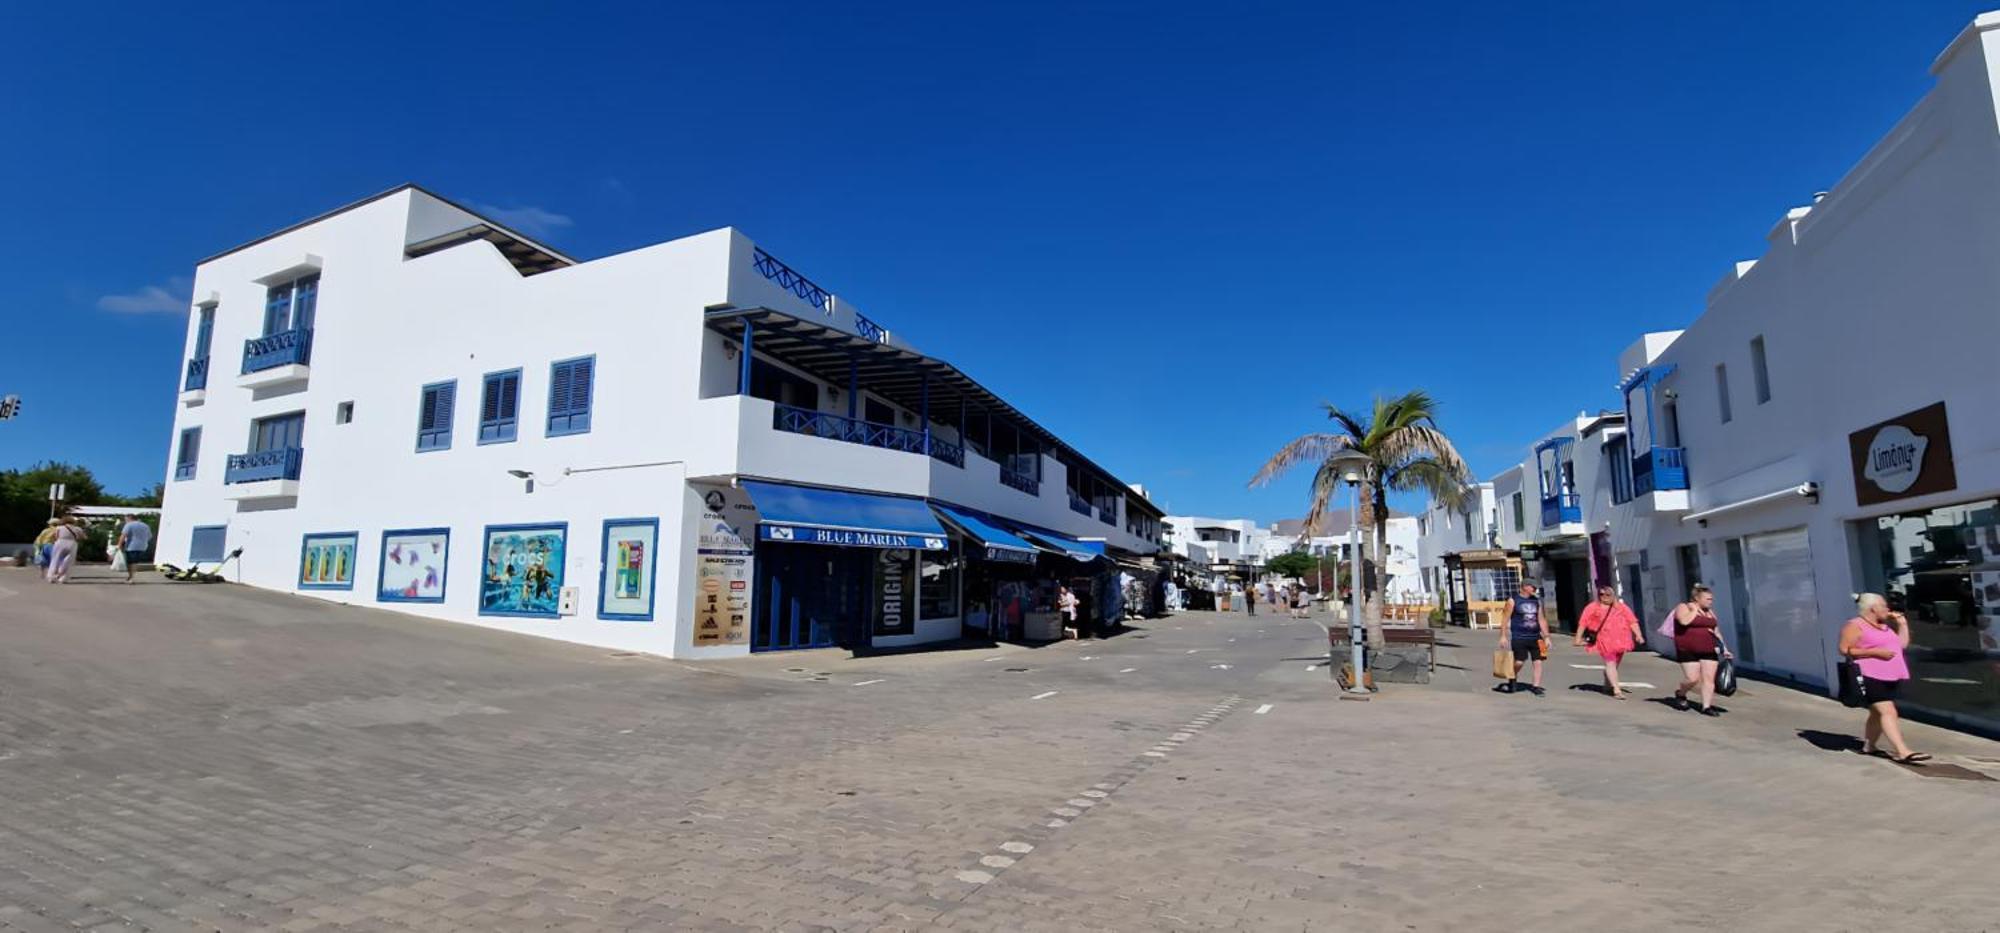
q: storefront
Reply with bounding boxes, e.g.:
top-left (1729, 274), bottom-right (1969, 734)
top-left (1844, 401), bottom-right (1997, 729)
top-left (933, 504), bottom-right (1042, 641)
top-left (740, 481), bottom-right (955, 652)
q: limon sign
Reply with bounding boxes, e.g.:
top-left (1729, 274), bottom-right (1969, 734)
top-left (1848, 402), bottom-right (1956, 506)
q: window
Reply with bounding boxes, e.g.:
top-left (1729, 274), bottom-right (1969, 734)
top-left (865, 397), bottom-right (894, 426)
top-left (174, 427), bottom-right (201, 480)
top-left (193, 306), bottom-right (215, 359)
top-left (1462, 511), bottom-right (1475, 544)
top-left (919, 547), bottom-right (962, 620)
top-left (417, 381), bottom-right (456, 451)
top-left (1715, 364), bottom-right (1733, 423)
top-left (1511, 492), bottom-right (1525, 532)
top-left (1606, 435), bottom-right (1633, 504)
top-left (336, 401), bottom-right (354, 425)
top-left (251, 412), bottom-right (305, 452)
top-left (479, 369), bottom-right (521, 444)
top-left (1676, 544), bottom-right (1702, 598)
top-left (1750, 336), bottom-right (1771, 404)
top-left (546, 356), bottom-right (595, 437)
top-left (749, 359), bottom-right (819, 409)
top-left (262, 273), bottom-right (319, 336)
top-left (1660, 399), bottom-right (1682, 447)
top-left (189, 525), bottom-right (227, 562)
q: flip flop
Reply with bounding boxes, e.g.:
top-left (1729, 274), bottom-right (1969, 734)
top-left (1894, 753), bottom-right (1932, 764)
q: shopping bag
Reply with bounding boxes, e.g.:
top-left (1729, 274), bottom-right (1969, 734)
top-left (1492, 649), bottom-right (1517, 679)
top-left (1715, 656), bottom-right (1738, 696)
top-left (1657, 610), bottom-right (1678, 638)
top-left (109, 548), bottom-right (128, 573)
top-left (1836, 660), bottom-right (1868, 708)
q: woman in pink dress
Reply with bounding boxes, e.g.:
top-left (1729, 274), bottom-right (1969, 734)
top-left (1574, 584), bottom-right (1642, 699)
top-left (1839, 593), bottom-right (1928, 764)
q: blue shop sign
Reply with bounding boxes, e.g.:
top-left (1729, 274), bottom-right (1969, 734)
top-left (762, 523), bottom-right (947, 550)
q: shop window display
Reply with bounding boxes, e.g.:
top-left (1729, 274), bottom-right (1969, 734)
top-left (1856, 498), bottom-right (2000, 728)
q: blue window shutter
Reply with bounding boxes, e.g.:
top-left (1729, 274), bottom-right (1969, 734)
top-left (264, 284), bottom-right (292, 336)
top-left (547, 357), bottom-right (594, 436)
top-left (480, 370), bottom-right (519, 443)
top-left (190, 526), bottom-right (226, 562)
top-left (418, 381), bottom-right (455, 450)
top-left (194, 308), bottom-right (215, 359)
top-left (175, 427), bottom-right (200, 479)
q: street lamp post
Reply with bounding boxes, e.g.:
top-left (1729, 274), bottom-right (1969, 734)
top-left (1326, 448), bottom-right (1372, 696)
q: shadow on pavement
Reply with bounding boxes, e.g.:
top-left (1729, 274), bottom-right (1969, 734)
top-left (1798, 729), bottom-right (1865, 753)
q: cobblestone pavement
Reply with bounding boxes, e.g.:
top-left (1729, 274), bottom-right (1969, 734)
top-left (3, 567), bottom-right (1999, 931)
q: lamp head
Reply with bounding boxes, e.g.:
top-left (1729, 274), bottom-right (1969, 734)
top-left (507, 470), bottom-right (533, 479)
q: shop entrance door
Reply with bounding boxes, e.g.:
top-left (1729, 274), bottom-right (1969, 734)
top-left (754, 544), bottom-right (870, 651)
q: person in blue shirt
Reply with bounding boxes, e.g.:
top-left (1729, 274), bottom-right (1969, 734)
top-left (116, 516), bottom-right (153, 584)
top-left (1496, 581), bottom-right (1551, 695)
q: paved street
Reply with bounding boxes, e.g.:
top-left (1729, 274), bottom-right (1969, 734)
top-left (3, 567), bottom-right (1999, 932)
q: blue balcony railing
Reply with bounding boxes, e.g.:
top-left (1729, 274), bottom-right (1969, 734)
top-left (1540, 492), bottom-right (1582, 527)
top-left (1097, 504), bottom-right (1116, 526)
top-left (242, 327), bottom-right (313, 374)
top-left (1633, 446), bottom-right (1688, 497)
top-left (773, 403), bottom-right (925, 454)
top-left (854, 313), bottom-right (889, 344)
top-left (751, 247), bottom-right (832, 313)
top-left (927, 436), bottom-right (964, 468)
top-left (184, 356), bottom-right (209, 391)
top-left (224, 447), bottom-right (304, 484)
top-left (1069, 493), bottom-right (1092, 516)
top-left (1000, 464), bottom-right (1040, 497)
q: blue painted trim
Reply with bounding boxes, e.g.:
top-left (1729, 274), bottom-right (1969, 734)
top-left (174, 427), bottom-right (201, 481)
top-left (739, 319), bottom-right (755, 396)
top-left (477, 368), bottom-right (522, 445)
top-left (545, 354), bottom-right (595, 438)
top-left (297, 531), bottom-right (360, 591)
top-left (377, 527), bottom-right (451, 604)
top-left (477, 522), bottom-right (569, 619)
top-left (188, 524), bottom-right (227, 563)
top-left (597, 517), bottom-right (660, 622)
top-left (415, 379), bottom-right (456, 452)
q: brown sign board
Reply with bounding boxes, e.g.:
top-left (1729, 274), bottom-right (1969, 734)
top-left (1848, 401), bottom-right (1957, 507)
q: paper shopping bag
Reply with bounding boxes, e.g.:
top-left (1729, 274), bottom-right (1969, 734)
top-left (1492, 648), bottom-right (1516, 679)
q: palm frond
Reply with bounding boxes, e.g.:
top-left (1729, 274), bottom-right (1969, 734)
top-left (1319, 403), bottom-right (1370, 444)
top-left (1389, 457), bottom-right (1472, 512)
top-left (1247, 432), bottom-right (1355, 488)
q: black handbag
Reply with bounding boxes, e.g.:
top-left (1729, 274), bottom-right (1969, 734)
top-left (1836, 659), bottom-right (1868, 708)
top-left (1581, 626), bottom-right (1598, 647)
top-left (1712, 633), bottom-right (1738, 697)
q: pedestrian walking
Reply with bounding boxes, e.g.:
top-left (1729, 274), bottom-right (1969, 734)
top-left (32, 519), bottom-right (58, 569)
top-left (1671, 584), bottom-right (1730, 716)
top-left (1057, 585), bottom-right (1080, 638)
top-left (1840, 593), bottom-right (1930, 764)
top-left (1574, 584), bottom-right (1643, 699)
top-left (44, 515), bottom-right (85, 584)
top-left (1497, 581), bottom-right (1549, 695)
top-left (116, 515), bottom-right (152, 584)
top-left (1245, 582), bottom-right (1257, 616)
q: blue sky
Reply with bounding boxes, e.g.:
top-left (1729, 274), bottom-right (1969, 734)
top-left (0, 1), bottom-right (1986, 518)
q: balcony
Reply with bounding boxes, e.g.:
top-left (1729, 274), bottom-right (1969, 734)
top-left (927, 436), bottom-right (964, 468)
top-left (1000, 464), bottom-right (1040, 497)
top-left (1097, 504), bottom-right (1116, 526)
top-left (223, 447), bottom-right (303, 501)
top-left (239, 327), bottom-right (313, 389)
top-left (773, 403), bottom-right (937, 457)
top-left (1540, 492), bottom-right (1582, 527)
top-left (1632, 446), bottom-right (1690, 511)
top-left (1070, 492), bottom-right (1092, 516)
top-left (180, 357), bottom-right (210, 405)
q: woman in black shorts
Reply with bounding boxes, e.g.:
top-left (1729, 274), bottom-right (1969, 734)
top-left (1672, 584), bottom-right (1728, 716)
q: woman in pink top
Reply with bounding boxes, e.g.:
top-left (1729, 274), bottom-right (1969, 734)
top-left (1838, 593), bottom-right (1928, 764)
top-left (1573, 585), bottom-right (1643, 699)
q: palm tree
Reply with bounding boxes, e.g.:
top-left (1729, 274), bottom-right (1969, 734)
top-left (1249, 390), bottom-right (1472, 646)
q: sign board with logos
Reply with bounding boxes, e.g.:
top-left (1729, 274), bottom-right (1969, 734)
top-left (760, 525), bottom-right (947, 551)
top-left (1848, 402), bottom-right (1957, 507)
top-left (872, 548), bottom-right (916, 637)
top-left (691, 483), bottom-right (756, 646)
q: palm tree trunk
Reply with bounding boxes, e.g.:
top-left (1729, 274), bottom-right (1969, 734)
top-left (1361, 481), bottom-right (1385, 649)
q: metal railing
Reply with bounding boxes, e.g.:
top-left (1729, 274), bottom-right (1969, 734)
top-left (242, 327), bottom-right (313, 374)
top-left (184, 356), bottom-right (209, 391)
top-left (224, 447), bottom-right (304, 484)
top-left (1633, 446), bottom-right (1689, 496)
top-left (927, 436), bottom-right (964, 468)
top-left (854, 313), bottom-right (889, 344)
top-left (1069, 493), bottom-right (1092, 516)
top-left (1540, 492), bottom-right (1582, 527)
top-left (752, 247), bottom-right (831, 314)
top-left (1097, 504), bottom-right (1117, 526)
top-left (773, 403), bottom-right (924, 454)
top-left (1000, 464), bottom-right (1040, 497)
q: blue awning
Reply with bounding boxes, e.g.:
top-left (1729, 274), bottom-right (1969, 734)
top-left (931, 504), bottom-right (1039, 564)
top-left (740, 480), bottom-right (949, 551)
top-left (1017, 528), bottom-right (1107, 563)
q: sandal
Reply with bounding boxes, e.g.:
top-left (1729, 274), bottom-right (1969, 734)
top-left (1893, 753), bottom-right (1932, 764)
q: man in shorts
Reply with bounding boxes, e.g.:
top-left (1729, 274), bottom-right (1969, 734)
top-left (1497, 581), bottom-right (1550, 695)
top-left (117, 515), bottom-right (153, 584)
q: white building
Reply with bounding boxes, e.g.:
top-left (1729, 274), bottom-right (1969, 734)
top-left (157, 185), bottom-right (1164, 658)
top-left (1164, 516), bottom-right (1269, 583)
top-left (1422, 10), bottom-right (2000, 732)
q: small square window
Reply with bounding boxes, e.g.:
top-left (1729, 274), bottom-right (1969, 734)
top-left (336, 401), bottom-right (354, 424)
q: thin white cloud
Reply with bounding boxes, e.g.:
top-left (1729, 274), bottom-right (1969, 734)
top-left (97, 278), bottom-right (192, 314)
top-left (473, 202), bottom-right (574, 239)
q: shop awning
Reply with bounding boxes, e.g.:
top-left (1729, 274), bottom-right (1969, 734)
top-left (1016, 528), bottom-right (1107, 564)
top-left (931, 504), bottom-right (1039, 564)
top-left (740, 480), bottom-right (949, 551)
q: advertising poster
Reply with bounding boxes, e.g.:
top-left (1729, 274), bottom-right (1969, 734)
top-left (600, 518), bottom-right (659, 621)
top-left (692, 484), bottom-right (756, 646)
top-left (378, 528), bottom-right (449, 603)
top-left (299, 532), bottom-right (358, 590)
top-left (872, 548), bottom-right (915, 637)
top-left (481, 523), bottom-right (568, 618)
